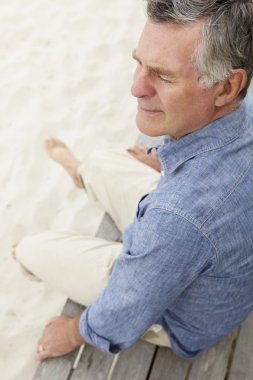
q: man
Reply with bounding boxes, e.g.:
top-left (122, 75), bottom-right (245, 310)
top-left (15, 0), bottom-right (253, 360)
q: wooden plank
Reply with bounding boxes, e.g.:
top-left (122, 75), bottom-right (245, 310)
top-left (32, 356), bottom-right (74, 380)
top-left (187, 329), bottom-right (238, 380)
top-left (33, 300), bottom-right (85, 380)
top-left (70, 345), bottom-right (114, 380)
top-left (148, 347), bottom-right (190, 380)
top-left (108, 340), bottom-right (156, 380)
top-left (61, 298), bottom-right (85, 317)
top-left (227, 312), bottom-right (253, 380)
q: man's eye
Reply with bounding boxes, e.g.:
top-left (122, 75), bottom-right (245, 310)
top-left (158, 75), bottom-right (172, 83)
top-left (132, 56), bottom-right (141, 66)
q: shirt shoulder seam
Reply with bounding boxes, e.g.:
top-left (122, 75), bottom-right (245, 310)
top-left (200, 154), bottom-right (253, 226)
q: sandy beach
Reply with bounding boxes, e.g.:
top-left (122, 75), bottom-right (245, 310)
top-left (0, 1), bottom-right (145, 379)
top-left (1, 2), bottom-right (253, 380)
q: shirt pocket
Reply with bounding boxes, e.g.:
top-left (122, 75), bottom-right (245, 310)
top-left (136, 193), bottom-right (149, 220)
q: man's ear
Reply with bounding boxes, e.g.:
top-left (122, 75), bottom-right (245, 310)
top-left (215, 69), bottom-right (248, 107)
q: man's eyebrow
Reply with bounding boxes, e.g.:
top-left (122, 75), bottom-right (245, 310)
top-left (132, 49), bottom-right (176, 77)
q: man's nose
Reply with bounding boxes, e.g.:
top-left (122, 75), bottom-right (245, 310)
top-left (131, 67), bottom-right (156, 98)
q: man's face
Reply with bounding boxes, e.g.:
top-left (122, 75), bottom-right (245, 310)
top-left (131, 20), bottom-right (218, 139)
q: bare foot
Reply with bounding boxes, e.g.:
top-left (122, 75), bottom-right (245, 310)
top-left (12, 241), bottom-right (18, 261)
top-left (44, 138), bottom-right (84, 189)
top-left (127, 145), bottom-right (161, 172)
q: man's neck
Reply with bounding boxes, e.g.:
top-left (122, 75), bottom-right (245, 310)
top-left (173, 100), bottom-right (242, 141)
top-left (211, 101), bottom-right (241, 125)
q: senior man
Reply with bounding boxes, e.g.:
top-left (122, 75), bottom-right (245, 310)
top-left (16, 0), bottom-right (253, 360)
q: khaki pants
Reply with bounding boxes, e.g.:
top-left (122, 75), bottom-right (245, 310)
top-left (16, 148), bottom-right (170, 347)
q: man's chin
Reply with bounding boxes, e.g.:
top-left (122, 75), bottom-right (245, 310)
top-left (136, 116), bottom-right (165, 137)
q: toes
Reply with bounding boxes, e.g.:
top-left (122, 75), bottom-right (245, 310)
top-left (44, 138), bottom-right (66, 149)
top-left (11, 241), bottom-right (19, 261)
top-left (44, 138), bottom-right (55, 149)
top-left (52, 138), bottom-right (66, 147)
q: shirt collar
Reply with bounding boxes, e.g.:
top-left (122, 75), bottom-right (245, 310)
top-left (156, 101), bottom-right (247, 174)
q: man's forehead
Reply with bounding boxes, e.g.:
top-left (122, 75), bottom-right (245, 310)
top-left (138, 20), bottom-right (203, 54)
top-left (135, 19), bottom-right (203, 74)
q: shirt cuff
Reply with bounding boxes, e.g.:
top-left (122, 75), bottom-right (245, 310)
top-left (79, 308), bottom-right (120, 354)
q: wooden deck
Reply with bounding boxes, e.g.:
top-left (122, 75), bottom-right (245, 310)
top-left (33, 212), bottom-right (253, 380)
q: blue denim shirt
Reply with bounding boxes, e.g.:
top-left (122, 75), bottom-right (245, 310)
top-left (80, 94), bottom-right (253, 359)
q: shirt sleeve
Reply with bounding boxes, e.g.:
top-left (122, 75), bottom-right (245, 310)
top-left (79, 207), bottom-right (215, 353)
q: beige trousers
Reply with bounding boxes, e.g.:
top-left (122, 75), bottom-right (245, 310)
top-left (16, 148), bottom-right (170, 347)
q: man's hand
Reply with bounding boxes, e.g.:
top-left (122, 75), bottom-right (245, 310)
top-left (127, 145), bottom-right (161, 172)
top-left (36, 315), bottom-right (86, 361)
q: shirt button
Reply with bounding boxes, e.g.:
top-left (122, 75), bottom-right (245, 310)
top-left (161, 171), bottom-right (164, 176)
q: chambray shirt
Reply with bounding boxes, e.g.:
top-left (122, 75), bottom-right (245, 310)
top-left (80, 94), bottom-right (253, 359)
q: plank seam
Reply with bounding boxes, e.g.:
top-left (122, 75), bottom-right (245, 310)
top-left (184, 361), bottom-right (193, 380)
top-left (224, 328), bottom-right (241, 380)
top-left (66, 368), bottom-right (74, 380)
top-left (106, 353), bottom-right (120, 380)
top-left (146, 346), bottom-right (159, 380)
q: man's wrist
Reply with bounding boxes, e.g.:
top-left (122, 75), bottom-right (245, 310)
top-left (69, 315), bottom-right (86, 346)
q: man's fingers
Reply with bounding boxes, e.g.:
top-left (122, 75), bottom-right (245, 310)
top-left (127, 149), bottom-right (139, 160)
top-left (150, 148), bottom-right (158, 158)
top-left (127, 147), bottom-right (138, 155)
top-left (127, 145), bottom-right (147, 155)
top-left (127, 145), bottom-right (161, 172)
top-left (133, 145), bottom-right (147, 153)
top-left (36, 342), bottom-right (51, 361)
top-left (36, 349), bottom-right (52, 361)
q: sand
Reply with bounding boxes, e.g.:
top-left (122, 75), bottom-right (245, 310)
top-left (0, 1), bottom-right (145, 379)
top-left (1, 2), bottom-right (253, 379)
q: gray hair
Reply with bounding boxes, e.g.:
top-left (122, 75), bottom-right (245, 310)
top-left (146, 0), bottom-right (253, 99)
